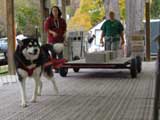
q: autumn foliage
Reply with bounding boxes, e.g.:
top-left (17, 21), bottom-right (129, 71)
top-left (68, 0), bottom-right (104, 31)
top-left (68, 0), bottom-right (127, 31)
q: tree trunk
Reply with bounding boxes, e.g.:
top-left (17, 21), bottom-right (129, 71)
top-left (40, 0), bottom-right (49, 44)
top-left (104, 0), bottom-right (110, 19)
top-left (104, 0), bottom-right (120, 20)
top-left (135, 0), bottom-right (145, 31)
top-left (109, 0), bottom-right (120, 19)
top-left (125, 0), bottom-right (145, 56)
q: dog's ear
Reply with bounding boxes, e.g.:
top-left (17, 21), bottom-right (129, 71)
top-left (35, 38), bottom-right (39, 43)
top-left (17, 39), bottom-right (23, 46)
top-left (32, 38), bottom-right (40, 45)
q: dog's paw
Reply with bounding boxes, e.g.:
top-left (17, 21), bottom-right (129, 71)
top-left (21, 103), bottom-right (28, 108)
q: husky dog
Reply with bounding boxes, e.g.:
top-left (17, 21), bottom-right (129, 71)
top-left (14, 38), bottom-right (59, 107)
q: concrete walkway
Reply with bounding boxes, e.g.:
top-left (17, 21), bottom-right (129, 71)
top-left (0, 62), bottom-right (156, 120)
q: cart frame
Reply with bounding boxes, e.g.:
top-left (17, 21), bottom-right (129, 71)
top-left (59, 56), bottom-right (142, 78)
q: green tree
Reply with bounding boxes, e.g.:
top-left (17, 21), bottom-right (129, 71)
top-left (15, 0), bottom-right (41, 35)
top-left (69, 0), bottom-right (127, 30)
top-left (119, 0), bottom-right (126, 20)
top-left (51, 0), bottom-right (57, 5)
top-left (151, 0), bottom-right (160, 18)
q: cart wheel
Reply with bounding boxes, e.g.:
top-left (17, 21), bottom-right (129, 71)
top-left (130, 58), bottom-right (137, 78)
top-left (73, 56), bottom-right (80, 61)
top-left (59, 67), bottom-right (68, 77)
top-left (72, 56), bottom-right (80, 72)
top-left (136, 56), bottom-right (142, 73)
top-left (73, 68), bottom-right (80, 72)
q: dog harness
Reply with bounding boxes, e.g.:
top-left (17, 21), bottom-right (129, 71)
top-left (15, 46), bottom-right (66, 76)
top-left (23, 66), bottom-right (38, 76)
top-left (23, 59), bottom-right (66, 76)
top-left (15, 54), bottom-right (40, 76)
top-left (16, 55), bottom-right (66, 76)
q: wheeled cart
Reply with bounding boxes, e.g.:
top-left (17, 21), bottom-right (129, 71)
top-left (59, 56), bottom-right (142, 78)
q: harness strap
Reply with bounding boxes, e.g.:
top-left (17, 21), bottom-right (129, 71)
top-left (43, 58), bottom-right (67, 69)
top-left (15, 54), bottom-right (40, 76)
top-left (22, 67), bottom-right (37, 76)
top-left (15, 51), bottom-right (66, 76)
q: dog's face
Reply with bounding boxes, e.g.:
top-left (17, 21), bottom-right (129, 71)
top-left (17, 38), bottom-right (40, 61)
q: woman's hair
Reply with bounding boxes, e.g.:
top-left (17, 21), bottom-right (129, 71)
top-left (50, 6), bottom-right (62, 17)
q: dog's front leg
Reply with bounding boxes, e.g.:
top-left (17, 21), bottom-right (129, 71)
top-left (31, 77), bottom-right (39, 103)
top-left (51, 77), bottom-right (59, 95)
top-left (19, 80), bottom-right (27, 107)
top-left (17, 69), bottom-right (28, 107)
top-left (37, 80), bottom-right (42, 96)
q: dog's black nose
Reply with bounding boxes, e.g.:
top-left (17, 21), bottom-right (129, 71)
top-left (34, 49), bottom-right (38, 54)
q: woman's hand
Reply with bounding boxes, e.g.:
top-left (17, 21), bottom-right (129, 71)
top-left (64, 40), bottom-right (68, 46)
top-left (52, 31), bottom-right (58, 37)
top-left (49, 30), bottom-right (57, 37)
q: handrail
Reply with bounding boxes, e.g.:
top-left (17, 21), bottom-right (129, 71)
top-left (153, 35), bottom-right (160, 120)
top-left (153, 34), bottom-right (160, 44)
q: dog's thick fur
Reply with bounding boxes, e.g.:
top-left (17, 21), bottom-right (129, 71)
top-left (14, 38), bottom-right (59, 107)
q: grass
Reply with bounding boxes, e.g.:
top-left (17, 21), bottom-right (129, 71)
top-left (0, 52), bottom-right (8, 75)
top-left (0, 65), bottom-right (8, 75)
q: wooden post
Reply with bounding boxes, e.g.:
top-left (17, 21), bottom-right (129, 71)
top-left (6, 0), bottom-right (16, 74)
top-left (40, 0), bottom-right (49, 44)
top-left (145, 2), bottom-right (150, 61)
top-left (62, 0), bottom-right (66, 20)
top-left (57, 0), bottom-right (66, 20)
top-left (57, 0), bottom-right (69, 59)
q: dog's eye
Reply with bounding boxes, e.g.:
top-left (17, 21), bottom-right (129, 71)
top-left (29, 42), bottom-right (32, 46)
top-left (34, 42), bottom-right (37, 45)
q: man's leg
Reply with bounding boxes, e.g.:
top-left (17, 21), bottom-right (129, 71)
top-left (105, 40), bottom-right (111, 50)
top-left (112, 41), bottom-right (120, 50)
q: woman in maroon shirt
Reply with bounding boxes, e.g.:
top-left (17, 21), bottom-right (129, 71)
top-left (44, 6), bottom-right (67, 59)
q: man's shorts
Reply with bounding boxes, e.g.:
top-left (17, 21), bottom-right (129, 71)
top-left (105, 40), bottom-right (120, 50)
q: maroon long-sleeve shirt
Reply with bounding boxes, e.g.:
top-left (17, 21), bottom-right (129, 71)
top-left (44, 16), bottom-right (67, 44)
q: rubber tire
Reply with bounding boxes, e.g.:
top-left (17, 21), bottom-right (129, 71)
top-left (73, 68), bottom-right (80, 73)
top-left (73, 56), bottom-right (80, 61)
top-left (73, 56), bottom-right (80, 73)
top-left (130, 58), bottom-right (137, 78)
top-left (59, 67), bottom-right (68, 77)
top-left (136, 56), bottom-right (142, 73)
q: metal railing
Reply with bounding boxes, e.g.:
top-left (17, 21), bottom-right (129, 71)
top-left (153, 34), bottom-right (160, 120)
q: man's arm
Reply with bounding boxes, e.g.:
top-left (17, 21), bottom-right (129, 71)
top-left (100, 31), bottom-right (105, 46)
top-left (120, 31), bottom-right (125, 47)
top-left (118, 21), bottom-right (125, 47)
top-left (100, 21), bottom-right (106, 46)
